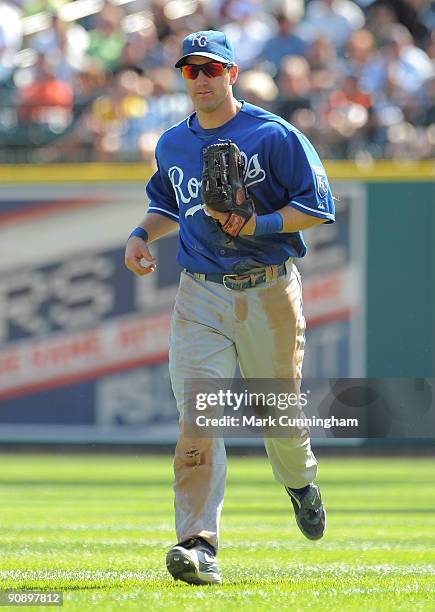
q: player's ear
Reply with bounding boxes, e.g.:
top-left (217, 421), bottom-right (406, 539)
top-left (229, 64), bottom-right (238, 86)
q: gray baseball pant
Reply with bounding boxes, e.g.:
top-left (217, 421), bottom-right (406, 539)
top-left (168, 260), bottom-right (317, 551)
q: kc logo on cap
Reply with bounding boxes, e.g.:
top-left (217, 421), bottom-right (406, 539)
top-left (192, 33), bottom-right (208, 47)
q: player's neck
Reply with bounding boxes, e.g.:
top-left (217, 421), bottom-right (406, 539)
top-left (196, 96), bottom-right (241, 129)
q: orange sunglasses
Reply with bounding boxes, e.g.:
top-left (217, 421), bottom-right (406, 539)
top-left (181, 62), bottom-right (233, 80)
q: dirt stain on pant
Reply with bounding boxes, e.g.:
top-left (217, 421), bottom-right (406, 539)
top-left (259, 276), bottom-right (305, 379)
top-left (173, 421), bottom-right (214, 530)
top-left (234, 295), bottom-right (248, 322)
top-left (259, 274), bottom-right (310, 445)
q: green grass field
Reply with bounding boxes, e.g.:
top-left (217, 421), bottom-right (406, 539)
top-left (0, 453), bottom-right (433, 610)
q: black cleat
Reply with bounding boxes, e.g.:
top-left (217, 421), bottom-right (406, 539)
top-left (166, 536), bottom-right (222, 585)
top-left (286, 484), bottom-right (326, 540)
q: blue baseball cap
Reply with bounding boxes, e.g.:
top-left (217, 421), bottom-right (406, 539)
top-left (175, 30), bottom-right (235, 68)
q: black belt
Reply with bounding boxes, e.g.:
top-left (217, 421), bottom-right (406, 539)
top-left (185, 262), bottom-right (288, 290)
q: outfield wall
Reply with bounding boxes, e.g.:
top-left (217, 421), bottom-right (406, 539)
top-left (0, 162), bottom-right (433, 445)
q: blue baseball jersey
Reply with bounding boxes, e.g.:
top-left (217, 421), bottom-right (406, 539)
top-left (146, 101), bottom-right (335, 274)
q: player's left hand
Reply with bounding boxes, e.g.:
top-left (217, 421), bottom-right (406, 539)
top-left (201, 141), bottom-right (255, 238)
top-left (205, 206), bottom-right (256, 236)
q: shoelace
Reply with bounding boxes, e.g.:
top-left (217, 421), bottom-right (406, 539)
top-left (304, 507), bottom-right (321, 523)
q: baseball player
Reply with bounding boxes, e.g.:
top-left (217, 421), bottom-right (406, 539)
top-left (125, 30), bottom-right (335, 586)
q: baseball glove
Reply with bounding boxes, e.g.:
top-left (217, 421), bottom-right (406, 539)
top-left (201, 140), bottom-right (255, 238)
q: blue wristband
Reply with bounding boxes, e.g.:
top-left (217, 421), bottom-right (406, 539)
top-left (253, 212), bottom-right (283, 236)
top-left (128, 227), bottom-right (149, 242)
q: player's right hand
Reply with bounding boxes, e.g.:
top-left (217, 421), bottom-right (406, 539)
top-left (124, 237), bottom-right (156, 276)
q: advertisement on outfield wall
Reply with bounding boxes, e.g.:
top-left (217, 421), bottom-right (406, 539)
top-left (0, 181), bottom-right (366, 443)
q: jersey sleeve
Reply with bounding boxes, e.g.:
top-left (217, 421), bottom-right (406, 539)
top-left (274, 130), bottom-right (335, 222)
top-left (146, 140), bottom-right (179, 222)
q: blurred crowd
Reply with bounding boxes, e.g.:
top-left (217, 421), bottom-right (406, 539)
top-left (0, 0), bottom-right (434, 163)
